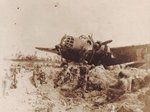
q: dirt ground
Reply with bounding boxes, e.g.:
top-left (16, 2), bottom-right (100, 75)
top-left (1, 61), bottom-right (150, 112)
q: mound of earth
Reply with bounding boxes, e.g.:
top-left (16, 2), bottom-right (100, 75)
top-left (1, 62), bottom-right (150, 112)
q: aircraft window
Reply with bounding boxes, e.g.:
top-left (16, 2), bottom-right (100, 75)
top-left (70, 40), bottom-right (73, 43)
top-left (65, 45), bottom-right (69, 48)
top-left (65, 42), bottom-right (73, 48)
top-left (69, 44), bottom-right (73, 47)
top-left (87, 40), bottom-right (92, 45)
top-left (79, 35), bottom-right (87, 39)
top-left (66, 41), bottom-right (73, 45)
top-left (71, 38), bottom-right (74, 41)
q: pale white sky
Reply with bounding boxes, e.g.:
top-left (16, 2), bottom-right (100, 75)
top-left (0, 0), bottom-right (150, 57)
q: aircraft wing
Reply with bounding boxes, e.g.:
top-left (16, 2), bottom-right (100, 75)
top-left (35, 47), bottom-right (58, 54)
top-left (110, 43), bottom-right (150, 65)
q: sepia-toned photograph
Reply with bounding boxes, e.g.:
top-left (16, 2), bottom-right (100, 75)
top-left (0, 0), bottom-right (150, 112)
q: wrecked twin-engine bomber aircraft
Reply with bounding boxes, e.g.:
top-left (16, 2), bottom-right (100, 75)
top-left (6, 34), bottom-right (150, 112)
top-left (36, 34), bottom-right (150, 68)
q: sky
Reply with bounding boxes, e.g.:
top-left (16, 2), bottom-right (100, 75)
top-left (0, 0), bottom-right (150, 57)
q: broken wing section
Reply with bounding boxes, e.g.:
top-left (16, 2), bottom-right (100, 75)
top-left (110, 44), bottom-right (150, 65)
top-left (35, 47), bottom-right (58, 54)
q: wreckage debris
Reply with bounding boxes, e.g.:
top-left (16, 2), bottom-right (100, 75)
top-left (32, 65), bottom-right (48, 88)
top-left (52, 63), bottom-right (150, 107)
top-left (9, 64), bottom-right (19, 89)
